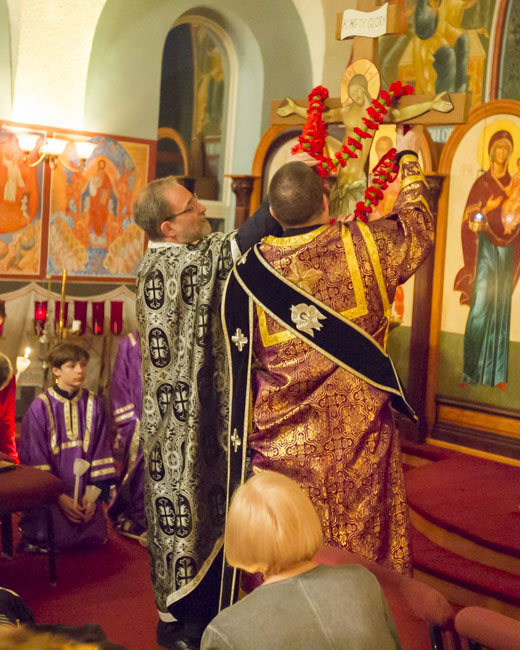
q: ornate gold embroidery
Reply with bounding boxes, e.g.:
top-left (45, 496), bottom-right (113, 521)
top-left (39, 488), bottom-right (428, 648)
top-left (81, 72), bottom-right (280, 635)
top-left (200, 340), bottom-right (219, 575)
top-left (128, 331), bottom-right (137, 346)
top-left (38, 393), bottom-right (58, 455)
top-left (250, 214), bottom-right (428, 575)
top-left (231, 328), bottom-right (248, 351)
top-left (401, 174), bottom-right (425, 189)
top-left (263, 225), bottom-right (328, 248)
top-left (290, 303), bottom-right (326, 337)
top-left (415, 194), bottom-right (434, 220)
top-left (61, 441), bottom-right (82, 449)
top-left (34, 464), bottom-right (51, 471)
top-left (257, 226), bottom-right (368, 348)
top-left (257, 305), bottom-right (291, 346)
top-left (230, 428), bottom-right (241, 452)
top-left (92, 456), bottom-right (114, 467)
top-left (115, 411), bottom-right (134, 423)
top-left (114, 404), bottom-right (134, 415)
top-left (286, 264), bottom-right (322, 294)
top-left (83, 391), bottom-right (95, 453)
top-left (91, 467), bottom-right (114, 478)
top-left (340, 227), bottom-right (368, 320)
top-left (48, 387), bottom-right (81, 442)
top-left (357, 222), bottom-right (391, 347)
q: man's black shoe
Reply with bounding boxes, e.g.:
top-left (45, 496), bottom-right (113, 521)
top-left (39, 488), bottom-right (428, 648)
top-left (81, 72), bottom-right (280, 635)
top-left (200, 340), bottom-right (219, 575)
top-left (156, 620), bottom-right (183, 649)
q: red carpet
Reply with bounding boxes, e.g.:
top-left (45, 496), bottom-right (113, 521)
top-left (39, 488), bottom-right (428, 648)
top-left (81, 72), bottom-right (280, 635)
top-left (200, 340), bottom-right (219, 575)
top-left (406, 454), bottom-right (520, 557)
top-left (4, 449), bottom-right (520, 646)
top-left (412, 527), bottom-right (520, 607)
top-left (1, 521), bottom-right (162, 650)
top-left (405, 450), bottom-right (520, 617)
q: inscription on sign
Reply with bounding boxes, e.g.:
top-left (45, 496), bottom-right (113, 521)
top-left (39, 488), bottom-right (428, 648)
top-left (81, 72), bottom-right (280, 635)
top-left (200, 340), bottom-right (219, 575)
top-left (339, 5), bottom-right (388, 40)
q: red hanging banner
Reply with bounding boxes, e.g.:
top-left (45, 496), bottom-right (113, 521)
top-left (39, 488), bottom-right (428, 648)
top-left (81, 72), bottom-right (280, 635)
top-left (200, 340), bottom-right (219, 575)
top-left (92, 301), bottom-right (105, 335)
top-left (110, 301), bottom-right (123, 335)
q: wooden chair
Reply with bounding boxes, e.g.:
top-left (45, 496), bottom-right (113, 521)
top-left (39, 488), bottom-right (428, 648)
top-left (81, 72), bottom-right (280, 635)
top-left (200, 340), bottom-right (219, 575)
top-left (0, 462), bottom-right (63, 585)
top-left (315, 546), bottom-right (457, 650)
top-left (455, 606), bottom-right (520, 650)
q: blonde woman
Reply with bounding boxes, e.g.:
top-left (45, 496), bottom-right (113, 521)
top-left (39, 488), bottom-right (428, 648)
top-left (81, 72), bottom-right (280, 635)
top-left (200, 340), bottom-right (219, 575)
top-left (202, 471), bottom-right (401, 650)
top-left (0, 626), bottom-right (98, 649)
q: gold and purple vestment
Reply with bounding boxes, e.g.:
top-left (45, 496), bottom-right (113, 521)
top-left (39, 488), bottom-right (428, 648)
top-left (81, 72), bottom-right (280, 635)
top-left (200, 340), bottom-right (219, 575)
top-left (250, 155), bottom-right (433, 575)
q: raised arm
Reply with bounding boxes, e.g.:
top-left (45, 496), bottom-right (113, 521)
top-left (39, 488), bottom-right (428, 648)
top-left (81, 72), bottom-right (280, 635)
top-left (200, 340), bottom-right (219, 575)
top-left (235, 201), bottom-right (282, 253)
top-left (369, 126), bottom-right (434, 284)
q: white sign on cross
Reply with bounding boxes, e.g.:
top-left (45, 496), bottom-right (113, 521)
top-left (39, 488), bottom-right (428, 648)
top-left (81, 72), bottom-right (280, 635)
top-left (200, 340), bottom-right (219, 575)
top-left (338, 4), bottom-right (396, 41)
top-left (336, 0), bottom-right (404, 64)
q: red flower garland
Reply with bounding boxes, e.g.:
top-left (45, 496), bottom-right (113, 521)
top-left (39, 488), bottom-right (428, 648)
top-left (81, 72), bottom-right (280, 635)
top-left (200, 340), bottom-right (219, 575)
top-left (292, 80), bottom-right (414, 222)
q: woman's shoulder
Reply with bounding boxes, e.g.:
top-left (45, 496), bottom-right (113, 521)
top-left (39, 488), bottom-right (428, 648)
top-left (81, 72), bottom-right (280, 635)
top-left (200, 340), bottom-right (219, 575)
top-left (311, 562), bottom-right (374, 576)
top-left (307, 563), bottom-right (380, 589)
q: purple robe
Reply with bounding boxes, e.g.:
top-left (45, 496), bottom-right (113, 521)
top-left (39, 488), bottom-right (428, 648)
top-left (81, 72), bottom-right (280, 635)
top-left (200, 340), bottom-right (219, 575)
top-left (108, 330), bottom-right (146, 534)
top-left (19, 387), bottom-right (116, 551)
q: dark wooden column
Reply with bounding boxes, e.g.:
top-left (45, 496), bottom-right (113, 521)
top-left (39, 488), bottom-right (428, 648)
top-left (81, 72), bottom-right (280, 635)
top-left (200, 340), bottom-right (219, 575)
top-left (226, 175), bottom-right (259, 228)
top-left (404, 173), bottom-right (446, 441)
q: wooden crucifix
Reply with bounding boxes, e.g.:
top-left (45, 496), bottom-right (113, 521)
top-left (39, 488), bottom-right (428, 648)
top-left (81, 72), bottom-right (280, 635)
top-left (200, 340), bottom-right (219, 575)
top-left (272, 0), bottom-right (469, 128)
top-left (272, 0), bottom-right (470, 218)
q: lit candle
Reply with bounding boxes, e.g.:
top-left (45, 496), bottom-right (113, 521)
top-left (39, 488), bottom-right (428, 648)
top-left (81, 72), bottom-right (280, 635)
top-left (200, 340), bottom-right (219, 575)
top-left (24, 347), bottom-right (31, 359)
top-left (92, 301), bottom-right (105, 335)
top-left (34, 301), bottom-right (47, 322)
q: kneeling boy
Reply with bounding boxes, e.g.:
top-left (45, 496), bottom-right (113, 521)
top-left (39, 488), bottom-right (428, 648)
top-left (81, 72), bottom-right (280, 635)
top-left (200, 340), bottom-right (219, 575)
top-left (19, 343), bottom-right (116, 552)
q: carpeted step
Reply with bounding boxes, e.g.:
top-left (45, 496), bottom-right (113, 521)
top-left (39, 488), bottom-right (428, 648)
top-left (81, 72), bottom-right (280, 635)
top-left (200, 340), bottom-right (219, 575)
top-left (401, 440), bottom-right (456, 470)
top-left (411, 527), bottom-right (520, 619)
top-left (406, 454), bottom-right (520, 576)
top-left (401, 441), bottom-right (455, 463)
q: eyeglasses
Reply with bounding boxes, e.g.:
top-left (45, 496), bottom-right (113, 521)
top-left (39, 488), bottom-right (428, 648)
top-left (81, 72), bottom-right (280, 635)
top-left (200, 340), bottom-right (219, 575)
top-left (169, 193), bottom-right (199, 219)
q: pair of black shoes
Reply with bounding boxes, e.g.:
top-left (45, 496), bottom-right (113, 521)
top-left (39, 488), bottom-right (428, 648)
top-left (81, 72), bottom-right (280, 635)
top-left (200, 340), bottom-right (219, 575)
top-left (156, 620), bottom-right (201, 650)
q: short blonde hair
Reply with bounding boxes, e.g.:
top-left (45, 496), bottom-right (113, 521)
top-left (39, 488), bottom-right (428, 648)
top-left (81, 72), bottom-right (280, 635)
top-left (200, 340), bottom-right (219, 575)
top-left (225, 471), bottom-right (323, 577)
top-left (0, 625), bottom-right (98, 649)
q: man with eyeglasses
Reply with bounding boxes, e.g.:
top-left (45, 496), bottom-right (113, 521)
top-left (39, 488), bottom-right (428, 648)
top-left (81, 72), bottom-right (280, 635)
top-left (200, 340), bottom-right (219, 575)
top-left (133, 177), bottom-right (280, 650)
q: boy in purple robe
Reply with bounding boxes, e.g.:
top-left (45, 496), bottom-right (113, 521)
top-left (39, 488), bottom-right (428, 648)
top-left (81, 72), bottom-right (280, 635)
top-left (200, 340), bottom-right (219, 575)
top-left (18, 343), bottom-right (116, 552)
top-left (108, 330), bottom-right (146, 543)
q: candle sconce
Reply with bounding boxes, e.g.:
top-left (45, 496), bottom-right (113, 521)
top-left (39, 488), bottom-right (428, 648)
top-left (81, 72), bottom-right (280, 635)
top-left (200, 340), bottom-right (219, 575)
top-left (74, 301), bottom-right (88, 336)
top-left (27, 271), bottom-right (126, 389)
top-left (34, 300), bottom-right (48, 336)
top-left (92, 302), bottom-right (105, 335)
top-left (110, 301), bottom-right (123, 335)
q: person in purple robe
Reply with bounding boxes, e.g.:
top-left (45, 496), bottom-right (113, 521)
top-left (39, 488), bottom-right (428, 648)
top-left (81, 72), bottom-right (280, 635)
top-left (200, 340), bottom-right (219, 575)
top-left (108, 329), bottom-right (146, 544)
top-left (18, 342), bottom-right (116, 552)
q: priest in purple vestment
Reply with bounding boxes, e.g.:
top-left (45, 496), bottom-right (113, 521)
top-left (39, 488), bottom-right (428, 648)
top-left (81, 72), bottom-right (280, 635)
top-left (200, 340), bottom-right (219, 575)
top-left (19, 343), bottom-right (116, 552)
top-left (108, 329), bottom-right (146, 543)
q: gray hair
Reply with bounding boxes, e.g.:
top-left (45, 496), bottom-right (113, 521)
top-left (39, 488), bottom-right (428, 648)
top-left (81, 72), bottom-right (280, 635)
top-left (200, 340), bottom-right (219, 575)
top-left (133, 176), bottom-right (179, 241)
